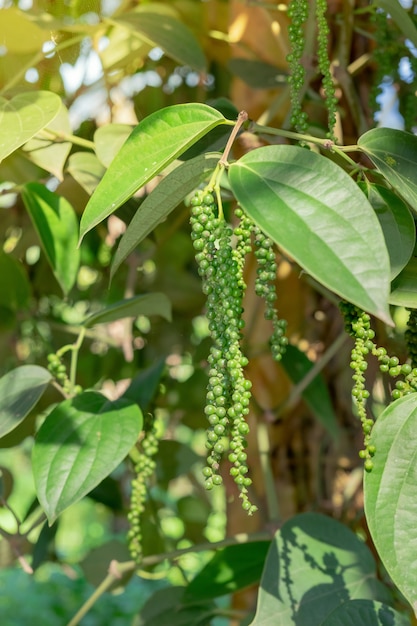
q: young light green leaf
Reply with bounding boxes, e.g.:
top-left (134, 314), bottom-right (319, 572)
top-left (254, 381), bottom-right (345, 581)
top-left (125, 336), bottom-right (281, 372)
top-left (83, 293), bottom-right (172, 328)
top-left (322, 599), bottom-right (410, 626)
top-left (0, 91), bottom-right (61, 162)
top-left (389, 256), bottom-right (417, 307)
top-left (116, 5), bottom-right (206, 72)
top-left (358, 128), bottom-right (417, 213)
top-left (364, 394), bottom-right (417, 615)
top-left (33, 391), bottom-right (143, 524)
top-left (94, 124), bottom-right (132, 168)
top-left (111, 152), bottom-right (221, 278)
top-left (21, 182), bottom-right (80, 295)
top-left (185, 542), bottom-right (270, 602)
top-left (281, 344), bottom-right (339, 441)
top-left (251, 513), bottom-right (391, 626)
top-left (66, 152), bottom-right (106, 196)
top-left (22, 102), bottom-right (72, 181)
top-left (0, 7), bottom-right (47, 54)
top-left (229, 145), bottom-right (392, 325)
top-left (0, 366), bottom-right (52, 438)
top-left (79, 103), bottom-right (229, 242)
top-left (362, 183), bottom-right (415, 279)
top-left (374, 0), bottom-right (417, 48)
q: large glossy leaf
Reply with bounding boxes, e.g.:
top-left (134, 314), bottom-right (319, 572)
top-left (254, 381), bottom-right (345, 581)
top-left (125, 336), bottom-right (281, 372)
top-left (374, 0), bottom-right (417, 48)
top-left (322, 599), bottom-right (410, 626)
top-left (185, 542), bottom-right (270, 601)
top-left (0, 91), bottom-right (61, 162)
top-left (0, 366), bottom-right (52, 438)
top-left (111, 152), bottom-right (221, 278)
top-left (83, 293), bottom-right (172, 327)
top-left (362, 184), bottom-right (415, 280)
top-left (33, 391), bottom-right (143, 524)
top-left (358, 128), bottom-right (417, 213)
top-left (389, 256), bottom-right (417, 307)
top-left (364, 394), bottom-right (417, 614)
top-left (116, 5), bottom-right (206, 72)
top-left (229, 145), bottom-right (392, 325)
top-left (281, 344), bottom-right (339, 440)
top-left (79, 104), bottom-right (229, 242)
top-left (251, 513), bottom-right (391, 626)
top-left (21, 182), bottom-right (80, 295)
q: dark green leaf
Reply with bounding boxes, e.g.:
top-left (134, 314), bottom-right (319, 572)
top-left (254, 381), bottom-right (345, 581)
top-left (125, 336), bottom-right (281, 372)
top-left (185, 542), bottom-right (270, 601)
top-left (364, 394), bottom-right (417, 613)
top-left (228, 58), bottom-right (287, 89)
top-left (251, 512), bottom-right (391, 626)
top-left (123, 358), bottom-right (165, 411)
top-left (362, 183), bottom-right (415, 279)
top-left (155, 441), bottom-right (201, 484)
top-left (0, 251), bottom-right (30, 317)
top-left (21, 183), bottom-right (80, 295)
top-left (116, 6), bottom-right (206, 72)
top-left (229, 145), bottom-right (392, 325)
top-left (32, 391), bottom-right (142, 524)
top-left (322, 599), bottom-right (410, 626)
top-left (79, 104), bottom-right (229, 241)
top-left (111, 152), bottom-right (221, 278)
top-left (0, 366), bottom-right (52, 438)
top-left (281, 344), bottom-right (339, 440)
top-left (358, 128), bottom-right (417, 213)
top-left (389, 256), bottom-right (417, 307)
top-left (0, 91), bottom-right (61, 162)
top-left (137, 586), bottom-right (215, 626)
top-left (83, 293), bottom-right (172, 327)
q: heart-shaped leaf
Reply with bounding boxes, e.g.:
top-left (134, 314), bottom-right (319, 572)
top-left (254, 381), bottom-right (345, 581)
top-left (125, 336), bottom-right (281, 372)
top-left (229, 145), bottom-right (392, 325)
top-left (111, 152), bottom-right (221, 278)
top-left (358, 128), bottom-right (417, 213)
top-left (364, 394), bottom-right (417, 615)
top-left (0, 91), bottom-right (61, 162)
top-left (322, 599), bottom-right (410, 626)
top-left (83, 293), bottom-right (172, 327)
top-left (21, 183), bottom-right (80, 295)
top-left (0, 366), bottom-right (52, 438)
top-left (79, 103), bottom-right (229, 242)
top-left (33, 391), bottom-right (142, 524)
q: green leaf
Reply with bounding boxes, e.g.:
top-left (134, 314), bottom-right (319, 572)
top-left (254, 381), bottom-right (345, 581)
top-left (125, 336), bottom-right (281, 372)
top-left (33, 391), bottom-right (142, 524)
top-left (361, 183), bottom-right (415, 280)
top-left (358, 128), bottom-right (417, 213)
top-left (22, 102), bottom-right (72, 181)
top-left (123, 358), bottom-right (166, 411)
top-left (79, 104), bottom-right (229, 241)
top-left (116, 5), bottom-right (206, 72)
top-left (229, 145), bottom-right (392, 325)
top-left (251, 512), bottom-right (391, 626)
top-left (228, 58), bottom-right (287, 89)
top-left (0, 8), bottom-right (47, 54)
top-left (83, 293), bottom-right (171, 327)
top-left (281, 344), bottom-right (339, 441)
top-left (373, 0), bottom-right (417, 49)
top-left (0, 366), bottom-right (52, 438)
top-left (66, 152), bottom-right (106, 196)
top-left (185, 542), bottom-right (270, 602)
top-left (111, 152), bottom-right (221, 278)
top-left (0, 91), bottom-right (61, 162)
top-left (21, 182), bottom-right (80, 295)
top-left (137, 586), bottom-right (215, 626)
top-left (155, 441), bottom-right (200, 484)
top-left (389, 256), bottom-right (417, 307)
top-left (0, 251), bottom-right (30, 315)
top-left (94, 124), bottom-right (132, 168)
top-left (322, 599), bottom-right (410, 626)
top-left (364, 394), bottom-right (417, 614)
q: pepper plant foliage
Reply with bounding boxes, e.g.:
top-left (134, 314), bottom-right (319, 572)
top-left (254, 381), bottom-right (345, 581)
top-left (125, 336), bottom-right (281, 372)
top-left (3, 0), bottom-right (417, 624)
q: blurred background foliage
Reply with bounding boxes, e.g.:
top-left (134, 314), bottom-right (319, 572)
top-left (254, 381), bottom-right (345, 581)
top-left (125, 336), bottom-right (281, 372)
top-left (0, 0), bottom-right (417, 623)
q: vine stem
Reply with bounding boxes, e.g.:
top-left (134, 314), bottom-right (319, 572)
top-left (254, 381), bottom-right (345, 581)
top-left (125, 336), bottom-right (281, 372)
top-left (66, 530), bottom-right (273, 626)
top-left (218, 110), bottom-right (249, 166)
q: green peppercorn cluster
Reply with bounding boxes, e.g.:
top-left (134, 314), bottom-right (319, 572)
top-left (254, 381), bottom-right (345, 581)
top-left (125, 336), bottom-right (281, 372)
top-left (47, 352), bottom-right (82, 396)
top-left (405, 309), bottom-right (417, 368)
top-left (340, 302), bottom-right (375, 471)
top-left (128, 419), bottom-right (159, 564)
top-left (252, 224), bottom-right (288, 361)
top-left (315, 0), bottom-right (337, 140)
top-left (190, 189), bottom-right (257, 514)
top-left (287, 0), bottom-right (309, 133)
